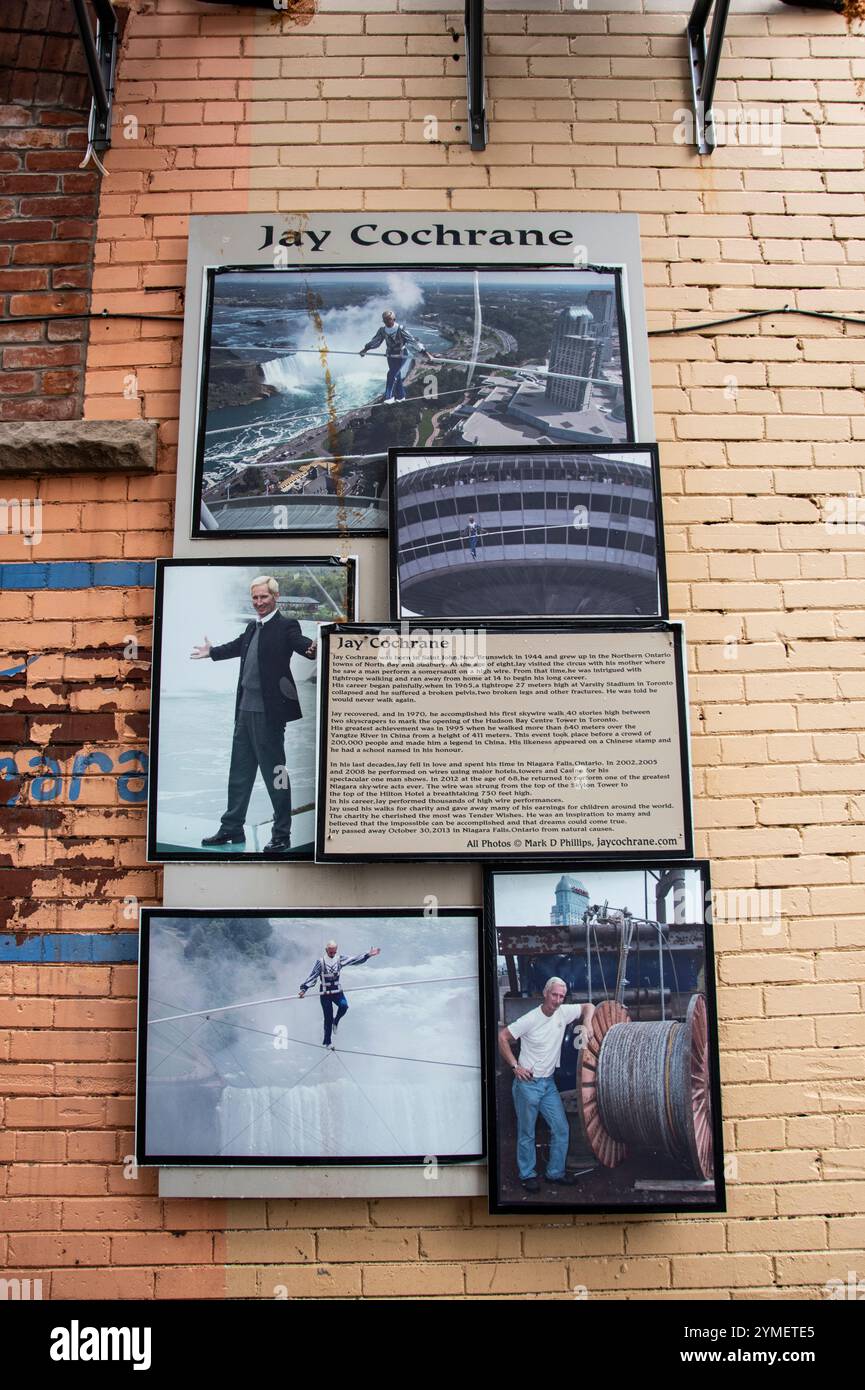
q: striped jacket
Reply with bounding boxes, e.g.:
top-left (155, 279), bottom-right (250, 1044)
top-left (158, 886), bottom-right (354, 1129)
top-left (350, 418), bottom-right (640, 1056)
top-left (300, 952), bottom-right (371, 995)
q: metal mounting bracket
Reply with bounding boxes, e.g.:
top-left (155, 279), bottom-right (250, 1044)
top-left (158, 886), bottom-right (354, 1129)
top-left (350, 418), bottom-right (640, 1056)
top-left (71, 0), bottom-right (119, 153)
top-left (686, 0), bottom-right (731, 156)
top-left (464, 0), bottom-right (487, 153)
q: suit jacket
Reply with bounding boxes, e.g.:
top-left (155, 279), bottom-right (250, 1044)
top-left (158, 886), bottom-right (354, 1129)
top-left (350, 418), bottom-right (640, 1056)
top-left (210, 612), bottom-right (315, 728)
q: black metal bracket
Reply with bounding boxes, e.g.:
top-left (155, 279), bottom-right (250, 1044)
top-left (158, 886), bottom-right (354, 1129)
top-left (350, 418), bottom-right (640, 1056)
top-left (686, 0), bottom-right (731, 156)
top-left (71, 0), bottom-right (119, 153)
top-left (464, 0), bottom-right (487, 153)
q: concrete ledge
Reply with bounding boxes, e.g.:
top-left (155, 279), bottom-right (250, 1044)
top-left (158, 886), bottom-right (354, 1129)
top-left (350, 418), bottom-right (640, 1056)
top-left (158, 1164), bottom-right (487, 1200)
top-left (0, 420), bottom-right (158, 474)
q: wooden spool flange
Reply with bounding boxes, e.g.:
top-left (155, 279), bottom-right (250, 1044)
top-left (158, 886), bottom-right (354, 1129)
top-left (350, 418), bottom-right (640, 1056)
top-left (682, 992), bottom-right (713, 1180)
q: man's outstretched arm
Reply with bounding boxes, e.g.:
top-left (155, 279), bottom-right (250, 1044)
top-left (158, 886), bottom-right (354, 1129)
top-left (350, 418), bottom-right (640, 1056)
top-left (208, 632), bottom-right (246, 661)
top-left (360, 327), bottom-right (385, 355)
top-left (340, 947), bottom-right (381, 969)
top-left (298, 960), bottom-right (322, 998)
top-left (285, 623), bottom-right (317, 660)
top-left (402, 327), bottom-right (429, 357)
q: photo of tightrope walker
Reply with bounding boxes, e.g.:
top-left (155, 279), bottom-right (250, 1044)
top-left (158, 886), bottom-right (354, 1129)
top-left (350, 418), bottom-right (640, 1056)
top-left (389, 444), bottom-right (666, 621)
top-left (191, 262), bottom-right (634, 537)
top-left (136, 907), bottom-right (485, 1167)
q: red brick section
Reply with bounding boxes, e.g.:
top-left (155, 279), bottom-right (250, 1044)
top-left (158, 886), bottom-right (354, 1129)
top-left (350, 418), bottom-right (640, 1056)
top-left (0, 0), bottom-right (104, 422)
top-left (0, 959), bottom-right (226, 1301)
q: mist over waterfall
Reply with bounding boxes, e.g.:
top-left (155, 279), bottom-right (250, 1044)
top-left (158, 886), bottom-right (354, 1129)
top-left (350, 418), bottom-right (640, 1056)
top-left (258, 273), bottom-right (428, 397)
top-left (218, 1071), bottom-right (479, 1159)
top-left (261, 355), bottom-right (310, 393)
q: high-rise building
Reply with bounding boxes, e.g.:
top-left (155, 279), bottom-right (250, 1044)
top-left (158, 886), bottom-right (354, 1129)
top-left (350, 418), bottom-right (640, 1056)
top-left (586, 289), bottom-right (615, 367)
top-left (586, 289), bottom-right (613, 328)
top-left (550, 873), bottom-right (590, 926)
top-left (545, 305), bottom-right (602, 411)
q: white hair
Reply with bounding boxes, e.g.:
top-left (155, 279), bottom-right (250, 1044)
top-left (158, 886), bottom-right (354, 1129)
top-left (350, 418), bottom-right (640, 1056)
top-left (325, 940), bottom-right (338, 949)
top-left (543, 976), bottom-right (567, 996)
top-left (250, 575), bottom-right (279, 596)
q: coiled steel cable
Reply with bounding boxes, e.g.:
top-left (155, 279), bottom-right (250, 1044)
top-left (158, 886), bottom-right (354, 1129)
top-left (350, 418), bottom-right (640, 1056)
top-left (596, 1020), bottom-right (692, 1167)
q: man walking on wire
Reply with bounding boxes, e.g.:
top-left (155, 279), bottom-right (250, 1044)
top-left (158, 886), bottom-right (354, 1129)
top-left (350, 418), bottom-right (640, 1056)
top-left (298, 940), bottom-right (382, 1048)
top-left (359, 307), bottom-right (431, 404)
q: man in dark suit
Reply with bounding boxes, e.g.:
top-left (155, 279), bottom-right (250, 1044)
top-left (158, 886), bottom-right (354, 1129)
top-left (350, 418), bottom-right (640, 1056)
top-left (191, 575), bottom-right (316, 855)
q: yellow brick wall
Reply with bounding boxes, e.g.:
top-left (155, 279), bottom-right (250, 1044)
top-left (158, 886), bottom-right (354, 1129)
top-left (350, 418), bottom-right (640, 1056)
top-left (3, 0), bottom-right (864, 1299)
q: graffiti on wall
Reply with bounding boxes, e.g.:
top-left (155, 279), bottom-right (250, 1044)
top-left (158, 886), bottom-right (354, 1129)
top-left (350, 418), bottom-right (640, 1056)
top-left (0, 749), bottom-right (149, 803)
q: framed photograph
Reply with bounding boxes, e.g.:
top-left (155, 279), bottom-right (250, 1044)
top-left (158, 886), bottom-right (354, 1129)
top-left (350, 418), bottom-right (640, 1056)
top-left (484, 860), bottom-right (724, 1215)
top-left (191, 262), bottom-right (635, 538)
top-left (135, 907), bottom-right (485, 1166)
top-left (388, 444), bottom-right (666, 620)
top-left (147, 557), bottom-right (356, 862)
top-left (315, 621), bottom-right (693, 863)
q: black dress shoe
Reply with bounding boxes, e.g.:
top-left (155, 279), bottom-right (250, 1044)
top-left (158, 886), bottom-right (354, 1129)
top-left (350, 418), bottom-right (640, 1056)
top-left (262, 837), bottom-right (291, 855)
top-left (546, 1173), bottom-right (578, 1186)
top-left (201, 830), bottom-right (245, 846)
top-left (520, 1177), bottom-right (541, 1194)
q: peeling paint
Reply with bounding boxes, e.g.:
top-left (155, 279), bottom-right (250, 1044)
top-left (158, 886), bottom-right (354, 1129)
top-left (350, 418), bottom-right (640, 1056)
top-left (264, 0), bottom-right (318, 32)
top-left (304, 285), bottom-right (351, 541)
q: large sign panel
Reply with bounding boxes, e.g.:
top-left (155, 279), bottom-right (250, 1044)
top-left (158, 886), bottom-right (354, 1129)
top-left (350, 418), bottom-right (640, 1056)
top-left (177, 215), bottom-right (654, 542)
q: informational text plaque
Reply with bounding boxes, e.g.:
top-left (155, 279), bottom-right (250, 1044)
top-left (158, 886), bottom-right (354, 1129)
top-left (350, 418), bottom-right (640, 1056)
top-left (316, 623), bottom-right (692, 862)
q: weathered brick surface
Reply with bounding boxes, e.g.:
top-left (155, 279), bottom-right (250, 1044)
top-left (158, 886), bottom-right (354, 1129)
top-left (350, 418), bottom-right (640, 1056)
top-left (1, 0), bottom-right (864, 1301)
top-left (0, 1), bottom-right (107, 421)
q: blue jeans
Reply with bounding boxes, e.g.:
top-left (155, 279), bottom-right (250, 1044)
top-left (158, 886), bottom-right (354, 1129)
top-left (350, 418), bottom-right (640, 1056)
top-left (385, 355), bottom-right (408, 400)
top-left (320, 991), bottom-right (348, 1044)
top-left (512, 1076), bottom-right (570, 1181)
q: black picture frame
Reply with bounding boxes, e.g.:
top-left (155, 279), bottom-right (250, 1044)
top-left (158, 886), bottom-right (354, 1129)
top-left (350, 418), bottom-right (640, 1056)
top-left (387, 443), bottom-right (667, 622)
top-left (315, 620), bottom-right (694, 864)
top-left (135, 906), bottom-right (486, 1167)
top-left (482, 859), bottom-right (725, 1215)
top-left (146, 555), bottom-right (356, 864)
top-left (190, 261), bottom-right (636, 539)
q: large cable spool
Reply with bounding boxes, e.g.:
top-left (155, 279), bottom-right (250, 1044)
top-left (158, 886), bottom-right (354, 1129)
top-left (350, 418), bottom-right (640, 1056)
top-left (577, 994), bottom-right (713, 1179)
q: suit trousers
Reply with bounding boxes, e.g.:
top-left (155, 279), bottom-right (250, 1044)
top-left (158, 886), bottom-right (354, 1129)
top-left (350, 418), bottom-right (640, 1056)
top-left (220, 709), bottom-right (292, 840)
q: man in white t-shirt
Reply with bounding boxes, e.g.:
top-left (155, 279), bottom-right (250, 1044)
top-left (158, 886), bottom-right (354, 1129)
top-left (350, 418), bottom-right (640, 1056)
top-left (498, 978), bottom-right (595, 1193)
